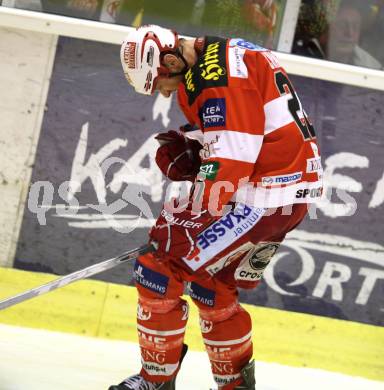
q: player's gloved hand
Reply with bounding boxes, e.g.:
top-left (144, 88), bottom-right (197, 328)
top-left (155, 130), bottom-right (202, 182)
top-left (149, 200), bottom-right (214, 261)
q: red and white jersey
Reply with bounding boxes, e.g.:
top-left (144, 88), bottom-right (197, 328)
top-left (177, 36), bottom-right (323, 211)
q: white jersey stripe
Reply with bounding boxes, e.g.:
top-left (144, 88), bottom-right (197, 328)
top-left (232, 179), bottom-right (323, 207)
top-left (264, 94), bottom-right (304, 135)
top-left (185, 128), bottom-right (204, 144)
top-left (137, 324), bottom-right (186, 336)
top-left (203, 331), bottom-right (253, 346)
top-left (203, 130), bottom-right (263, 163)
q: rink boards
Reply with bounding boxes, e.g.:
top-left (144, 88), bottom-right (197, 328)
top-left (0, 267), bottom-right (383, 383)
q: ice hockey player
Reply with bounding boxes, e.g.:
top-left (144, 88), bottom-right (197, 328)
top-left (109, 25), bottom-right (323, 390)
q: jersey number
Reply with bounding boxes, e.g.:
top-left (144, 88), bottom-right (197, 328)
top-left (274, 71), bottom-right (316, 140)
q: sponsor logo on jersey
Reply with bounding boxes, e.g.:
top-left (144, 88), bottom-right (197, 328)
top-left (306, 157), bottom-right (323, 173)
top-left (197, 205), bottom-right (262, 249)
top-left (182, 204), bottom-right (265, 271)
top-left (134, 261), bottom-right (169, 295)
top-left (261, 172), bottom-right (302, 187)
top-left (296, 187), bottom-right (323, 199)
top-left (185, 68), bottom-right (195, 92)
top-left (200, 134), bottom-right (220, 159)
top-left (199, 161), bottom-right (220, 180)
top-left (123, 41), bottom-right (136, 69)
top-left (228, 46), bottom-right (248, 79)
top-left (200, 42), bottom-right (226, 81)
top-left (184, 37), bottom-right (228, 105)
top-left (229, 38), bottom-right (267, 52)
top-left (200, 98), bottom-right (226, 128)
top-left (187, 282), bottom-right (215, 307)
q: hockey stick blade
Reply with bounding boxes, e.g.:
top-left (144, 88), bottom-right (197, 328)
top-left (0, 244), bottom-right (153, 311)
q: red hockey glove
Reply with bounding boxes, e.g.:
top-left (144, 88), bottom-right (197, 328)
top-left (155, 130), bottom-right (202, 182)
top-left (149, 201), bottom-right (214, 261)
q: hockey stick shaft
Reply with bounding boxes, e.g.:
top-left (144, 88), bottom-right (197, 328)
top-left (0, 244), bottom-right (153, 310)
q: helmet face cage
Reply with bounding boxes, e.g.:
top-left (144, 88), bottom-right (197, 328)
top-left (120, 25), bottom-right (179, 95)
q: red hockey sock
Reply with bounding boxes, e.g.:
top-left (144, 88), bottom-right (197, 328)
top-left (200, 304), bottom-right (253, 389)
top-left (137, 296), bottom-right (189, 383)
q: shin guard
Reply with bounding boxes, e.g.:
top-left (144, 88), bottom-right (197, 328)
top-left (200, 304), bottom-right (253, 389)
top-left (137, 296), bottom-right (189, 383)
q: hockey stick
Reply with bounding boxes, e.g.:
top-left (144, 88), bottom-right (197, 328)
top-left (0, 244), bottom-right (153, 310)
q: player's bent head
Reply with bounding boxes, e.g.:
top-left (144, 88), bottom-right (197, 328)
top-left (120, 25), bottom-right (184, 95)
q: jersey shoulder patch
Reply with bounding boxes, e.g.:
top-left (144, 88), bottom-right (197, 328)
top-left (183, 36), bottom-right (228, 105)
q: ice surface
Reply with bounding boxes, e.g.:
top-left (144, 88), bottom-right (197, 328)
top-left (0, 324), bottom-right (382, 390)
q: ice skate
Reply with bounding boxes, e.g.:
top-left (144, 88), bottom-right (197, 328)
top-left (211, 360), bottom-right (255, 390)
top-left (108, 344), bottom-right (188, 390)
top-left (235, 360), bottom-right (256, 389)
top-left (108, 375), bottom-right (173, 390)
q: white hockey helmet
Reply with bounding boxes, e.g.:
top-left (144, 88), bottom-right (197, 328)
top-left (120, 25), bottom-right (182, 95)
